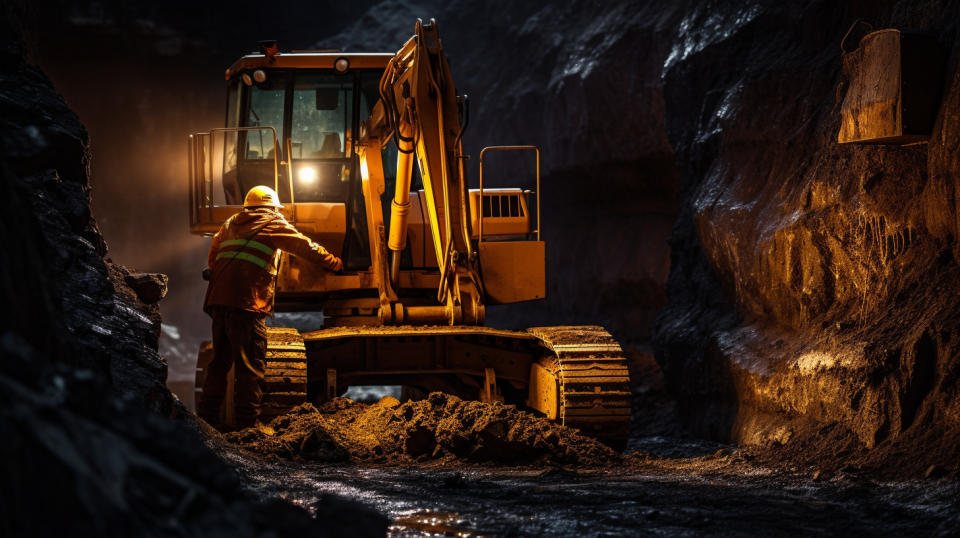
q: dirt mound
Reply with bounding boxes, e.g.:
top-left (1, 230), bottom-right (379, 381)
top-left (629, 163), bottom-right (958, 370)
top-left (226, 393), bottom-right (619, 466)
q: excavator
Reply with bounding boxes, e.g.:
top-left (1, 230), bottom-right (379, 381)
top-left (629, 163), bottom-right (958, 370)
top-left (187, 19), bottom-right (631, 447)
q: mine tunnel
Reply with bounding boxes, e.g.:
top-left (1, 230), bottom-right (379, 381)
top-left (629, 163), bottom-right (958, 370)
top-left (3, 1), bottom-right (960, 536)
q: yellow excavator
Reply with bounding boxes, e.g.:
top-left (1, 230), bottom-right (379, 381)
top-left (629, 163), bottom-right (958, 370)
top-left (188, 19), bottom-right (631, 447)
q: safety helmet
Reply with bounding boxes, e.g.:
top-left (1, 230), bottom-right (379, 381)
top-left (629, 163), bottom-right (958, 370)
top-left (243, 185), bottom-right (284, 209)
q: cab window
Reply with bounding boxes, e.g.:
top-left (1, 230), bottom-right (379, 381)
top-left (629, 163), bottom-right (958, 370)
top-left (290, 73), bottom-right (352, 158)
top-left (223, 79), bottom-right (241, 174)
top-left (288, 73), bottom-right (353, 202)
top-left (244, 74), bottom-right (286, 160)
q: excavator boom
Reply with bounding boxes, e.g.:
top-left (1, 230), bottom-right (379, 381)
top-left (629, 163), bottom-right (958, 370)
top-left (360, 19), bottom-right (483, 326)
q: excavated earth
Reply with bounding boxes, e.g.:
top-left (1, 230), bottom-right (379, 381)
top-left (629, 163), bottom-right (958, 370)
top-left (226, 394), bottom-right (617, 466)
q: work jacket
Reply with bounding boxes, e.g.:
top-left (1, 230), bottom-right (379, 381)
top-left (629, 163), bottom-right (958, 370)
top-left (203, 207), bottom-right (342, 314)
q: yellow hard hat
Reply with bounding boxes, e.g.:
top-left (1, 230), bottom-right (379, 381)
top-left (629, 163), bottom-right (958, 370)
top-left (243, 185), bottom-right (284, 208)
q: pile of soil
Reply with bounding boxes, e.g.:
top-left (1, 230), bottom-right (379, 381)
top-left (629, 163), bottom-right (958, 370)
top-left (226, 392), bottom-right (619, 466)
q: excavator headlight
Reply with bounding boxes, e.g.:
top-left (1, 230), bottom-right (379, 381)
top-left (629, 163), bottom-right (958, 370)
top-left (241, 73), bottom-right (253, 86)
top-left (253, 69), bottom-right (267, 83)
top-left (334, 57), bottom-right (350, 73)
top-left (298, 166), bottom-right (317, 184)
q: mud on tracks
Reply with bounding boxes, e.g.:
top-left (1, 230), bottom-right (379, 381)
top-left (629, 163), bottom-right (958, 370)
top-left (225, 392), bottom-right (618, 466)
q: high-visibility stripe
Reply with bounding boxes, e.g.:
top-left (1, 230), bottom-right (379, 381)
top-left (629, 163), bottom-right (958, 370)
top-left (219, 238), bottom-right (275, 256)
top-left (216, 251), bottom-right (274, 272)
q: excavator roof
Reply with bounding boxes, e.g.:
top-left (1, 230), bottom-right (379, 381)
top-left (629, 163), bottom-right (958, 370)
top-left (225, 52), bottom-right (394, 79)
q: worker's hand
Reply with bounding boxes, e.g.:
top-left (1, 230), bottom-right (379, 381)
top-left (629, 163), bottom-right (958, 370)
top-left (331, 258), bottom-right (344, 273)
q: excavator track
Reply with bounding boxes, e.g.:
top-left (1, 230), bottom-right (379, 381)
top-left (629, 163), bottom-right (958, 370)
top-left (527, 326), bottom-right (632, 448)
top-left (260, 327), bottom-right (308, 421)
top-left (194, 327), bottom-right (308, 426)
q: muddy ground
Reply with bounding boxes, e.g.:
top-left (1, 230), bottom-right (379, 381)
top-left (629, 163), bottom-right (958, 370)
top-left (205, 354), bottom-right (960, 536)
top-left (219, 435), bottom-right (960, 536)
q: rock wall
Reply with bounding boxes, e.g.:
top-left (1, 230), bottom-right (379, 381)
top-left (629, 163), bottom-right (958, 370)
top-left (0, 13), bottom-right (384, 535)
top-left (654, 0), bottom-right (960, 474)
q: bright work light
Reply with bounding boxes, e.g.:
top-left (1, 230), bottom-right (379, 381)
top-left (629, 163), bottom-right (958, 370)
top-left (298, 166), bottom-right (317, 184)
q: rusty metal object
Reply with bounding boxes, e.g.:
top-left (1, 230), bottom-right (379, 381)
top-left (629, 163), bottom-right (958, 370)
top-left (838, 28), bottom-right (946, 145)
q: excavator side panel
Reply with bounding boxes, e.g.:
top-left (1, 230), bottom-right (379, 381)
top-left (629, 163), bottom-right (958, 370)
top-left (478, 241), bottom-right (545, 304)
top-left (527, 359), bottom-right (559, 420)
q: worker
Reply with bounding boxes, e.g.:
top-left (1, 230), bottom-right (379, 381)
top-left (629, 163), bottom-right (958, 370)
top-left (198, 185), bottom-right (342, 431)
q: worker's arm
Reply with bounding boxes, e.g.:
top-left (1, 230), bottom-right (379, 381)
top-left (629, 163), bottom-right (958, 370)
top-left (208, 227), bottom-right (224, 269)
top-left (264, 217), bottom-right (343, 272)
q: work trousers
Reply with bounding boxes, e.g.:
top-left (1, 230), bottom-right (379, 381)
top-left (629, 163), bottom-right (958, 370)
top-left (198, 306), bottom-right (267, 428)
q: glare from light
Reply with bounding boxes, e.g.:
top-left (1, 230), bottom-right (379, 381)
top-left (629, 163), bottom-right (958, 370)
top-left (298, 166), bottom-right (317, 184)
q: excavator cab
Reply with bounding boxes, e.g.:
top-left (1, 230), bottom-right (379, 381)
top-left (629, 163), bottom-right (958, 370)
top-left (223, 70), bottom-right (373, 205)
top-left (188, 53), bottom-right (399, 271)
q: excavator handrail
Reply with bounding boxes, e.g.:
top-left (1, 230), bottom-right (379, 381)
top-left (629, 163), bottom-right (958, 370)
top-left (187, 126), bottom-right (279, 230)
top-left (477, 145), bottom-right (541, 242)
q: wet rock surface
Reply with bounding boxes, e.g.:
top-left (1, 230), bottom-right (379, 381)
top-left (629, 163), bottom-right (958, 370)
top-left (233, 439), bottom-right (960, 536)
top-left (652, 0), bottom-right (960, 477)
top-left (226, 393), bottom-right (618, 466)
top-left (217, 352), bottom-right (960, 535)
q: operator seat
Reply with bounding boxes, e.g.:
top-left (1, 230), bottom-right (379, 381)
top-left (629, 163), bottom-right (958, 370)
top-left (314, 133), bottom-right (342, 158)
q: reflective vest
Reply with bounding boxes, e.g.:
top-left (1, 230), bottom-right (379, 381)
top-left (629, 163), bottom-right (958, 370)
top-left (203, 208), bottom-right (342, 314)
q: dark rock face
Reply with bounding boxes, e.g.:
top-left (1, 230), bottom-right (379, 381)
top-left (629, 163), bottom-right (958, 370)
top-left (320, 0), bottom-right (685, 344)
top-left (0, 17), bottom-right (385, 536)
top-left (0, 35), bottom-right (169, 413)
top-left (654, 0), bottom-right (960, 475)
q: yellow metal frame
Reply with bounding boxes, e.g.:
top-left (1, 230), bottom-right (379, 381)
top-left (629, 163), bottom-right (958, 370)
top-left (225, 52), bottom-right (394, 79)
top-left (478, 145), bottom-right (540, 242)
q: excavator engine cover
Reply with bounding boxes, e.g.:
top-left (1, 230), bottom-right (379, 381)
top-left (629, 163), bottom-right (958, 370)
top-left (838, 28), bottom-right (945, 145)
